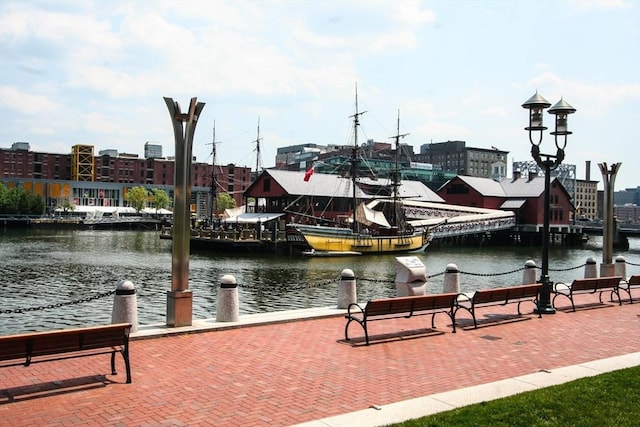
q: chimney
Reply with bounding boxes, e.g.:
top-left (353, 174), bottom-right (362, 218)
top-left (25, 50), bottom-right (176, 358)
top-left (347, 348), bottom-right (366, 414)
top-left (586, 160), bottom-right (591, 181)
top-left (513, 169), bottom-right (521, 181)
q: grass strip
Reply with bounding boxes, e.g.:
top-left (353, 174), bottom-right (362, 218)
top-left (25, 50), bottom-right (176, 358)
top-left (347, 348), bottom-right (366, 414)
top-left (388, 365), bottom-right (640, 427)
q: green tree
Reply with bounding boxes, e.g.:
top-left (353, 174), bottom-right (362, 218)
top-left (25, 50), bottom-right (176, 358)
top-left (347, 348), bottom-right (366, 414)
top-left (0, 184), bottom-right (45, 215)
top-left (126, 186), bottom-right (148, 214)
top-left (216, 192), bottom-right (236, 212)
top-left (59, 198), bottom-right (75, 214)
top-left (151, 188), bottom-right (171, 214)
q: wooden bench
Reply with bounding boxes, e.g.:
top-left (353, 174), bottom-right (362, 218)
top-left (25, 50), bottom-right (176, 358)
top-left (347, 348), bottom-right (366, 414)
top-left (0, 323), bottom-right (132, 384)
top-left (619, 275), bottom-right (639, 303)
top-left (552, 276), bottom-right (623, 311)
top-left (344, 293), bottom-right (458, 345)
top-left (453, 283), bottom-right (542, 329)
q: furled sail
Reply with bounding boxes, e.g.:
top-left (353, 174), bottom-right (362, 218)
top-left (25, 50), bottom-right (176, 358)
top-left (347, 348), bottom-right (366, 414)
top-left (355, 202), bottom-right (391, 228)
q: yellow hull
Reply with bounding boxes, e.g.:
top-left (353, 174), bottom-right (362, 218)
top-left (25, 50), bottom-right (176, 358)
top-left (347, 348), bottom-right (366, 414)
top-left (297, 226), bottom-right (428, 254)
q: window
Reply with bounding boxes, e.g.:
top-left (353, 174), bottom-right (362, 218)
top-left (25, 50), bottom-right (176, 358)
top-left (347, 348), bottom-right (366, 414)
top-left (263, 178), bottom-right (271, 192)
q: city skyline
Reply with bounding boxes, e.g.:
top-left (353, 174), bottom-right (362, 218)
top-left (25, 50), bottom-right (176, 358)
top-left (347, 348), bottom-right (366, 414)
top-left (1, 1), bottom-right (638, 190)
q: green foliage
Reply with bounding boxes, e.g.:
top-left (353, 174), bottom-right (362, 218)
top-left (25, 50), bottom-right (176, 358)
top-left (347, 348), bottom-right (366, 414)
top-left (0, 183), bottom-right (45, 215)
top-left (59, 198), bottom-right (75, 212)
top-left (151, 188), bottom-right (171, 213)
top-left (388, 366), bottom-right (640, 427)
top-left (216, 192), bottom-right (236, 211)
top-left (125, 186), bottom-right (148, 213)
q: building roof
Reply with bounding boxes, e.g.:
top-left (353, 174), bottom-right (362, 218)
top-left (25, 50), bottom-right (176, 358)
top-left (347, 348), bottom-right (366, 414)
top-left (262, 169), bottom-right (444, 202)
top-left (265, 169), bottom-right (369, 198)
top-left (455, 175), bottom-right (557, 198)
top-left (456, 176), bottom-right (506, 197)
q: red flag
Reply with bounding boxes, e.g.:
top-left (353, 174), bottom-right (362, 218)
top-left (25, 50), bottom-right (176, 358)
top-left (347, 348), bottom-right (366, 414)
top-left (304, 165), bottom-right (315, 182)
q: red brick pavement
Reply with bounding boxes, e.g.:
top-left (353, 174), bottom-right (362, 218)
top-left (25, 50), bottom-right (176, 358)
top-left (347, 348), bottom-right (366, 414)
top-left (1, 294), bottom-right (639, 426)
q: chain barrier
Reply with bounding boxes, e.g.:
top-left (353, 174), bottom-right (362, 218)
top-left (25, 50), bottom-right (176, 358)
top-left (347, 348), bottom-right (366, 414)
top-left (236, 277), bottom-right (338, 291)
top-left (459, 266), bottom-right (525, 277)
top-left (358, 277), bottom-right (392, 284)
top-left (547, 263), bottom-right (586, 272)
top-left (626, 260), bottom-right (640, 267)
top-left (0, 290), bottom-right (116, 315)
top-left (359, 271), bottom-right (446, 282)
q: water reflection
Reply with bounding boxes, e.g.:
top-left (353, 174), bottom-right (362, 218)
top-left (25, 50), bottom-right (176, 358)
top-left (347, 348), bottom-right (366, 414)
top-left (1, 228), bottom-right (638, 335)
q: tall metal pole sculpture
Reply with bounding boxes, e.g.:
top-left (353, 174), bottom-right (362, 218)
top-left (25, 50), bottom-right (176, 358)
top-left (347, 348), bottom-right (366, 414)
top-left (598, 162), bottom-right (621, 277)
top-left (164, 97), bottom-right (205, 327)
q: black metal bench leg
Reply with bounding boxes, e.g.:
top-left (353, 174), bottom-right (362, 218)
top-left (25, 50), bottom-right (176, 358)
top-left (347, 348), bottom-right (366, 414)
top-left (471, 305), bottom-right (478, 329)
top-left (121, 345), bottom-right (132, 384)
top-left (110, 350), bottom-right (117, 375)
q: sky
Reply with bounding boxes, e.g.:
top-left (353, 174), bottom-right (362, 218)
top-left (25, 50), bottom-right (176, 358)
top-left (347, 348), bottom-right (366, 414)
top-left (1, 0), bottom-right (638, 191)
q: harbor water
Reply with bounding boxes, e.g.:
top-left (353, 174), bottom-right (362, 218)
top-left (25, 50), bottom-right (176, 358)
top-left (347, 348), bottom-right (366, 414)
top-left (1, 228), bottom-right (638, 335)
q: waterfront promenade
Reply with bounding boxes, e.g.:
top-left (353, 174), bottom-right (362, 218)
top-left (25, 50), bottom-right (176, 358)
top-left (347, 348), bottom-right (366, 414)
top-left (1, 293), bottom-right (639, 426)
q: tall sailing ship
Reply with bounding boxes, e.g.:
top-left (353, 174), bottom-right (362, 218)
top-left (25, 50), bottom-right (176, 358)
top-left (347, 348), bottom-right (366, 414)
top-left (288, 89), bottom-right (431, 255)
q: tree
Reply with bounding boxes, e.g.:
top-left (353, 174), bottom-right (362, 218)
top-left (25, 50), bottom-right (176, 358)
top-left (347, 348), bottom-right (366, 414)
top-left (151, 188), bottom-right (171, 214)
top-left (126, 186), bottom-right (148, 214)
top-left (0, 184), bottom-right (45, 215)
top-left (59, 198), bottom-right (75, 214)
top-left (216, 192), bottom-right (236, 212)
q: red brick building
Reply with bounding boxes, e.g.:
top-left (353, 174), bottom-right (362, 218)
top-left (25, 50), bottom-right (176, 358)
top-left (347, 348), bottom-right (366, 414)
top-left (437, 174), bottom-right (574, 227)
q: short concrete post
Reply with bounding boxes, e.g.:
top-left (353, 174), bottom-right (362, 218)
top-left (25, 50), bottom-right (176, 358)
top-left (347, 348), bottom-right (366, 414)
top-left (614, 255), bottom-right (627, 279)
top-left (522, 260), bottom-right (537, 285)
top-left (217, 274), bottom-right (239, 322)
top-left (112, 279), bottom-right (138, 333)
top-left (584, 257), bottom-right (598, 278)
top-left (443, 264), bottom-right (460, 294)
top-left (337, 269), bottom-right (357, 309)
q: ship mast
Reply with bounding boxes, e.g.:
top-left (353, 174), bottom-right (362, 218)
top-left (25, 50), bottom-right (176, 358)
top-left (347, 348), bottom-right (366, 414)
top-left (349, 83), bottom-right (366, 233)
top-left (253, 117), bottom-right (263, 174)
top-left (208, 121), bottom-right (221, 227)
top-left (390, 110), bottom-right (409, 226)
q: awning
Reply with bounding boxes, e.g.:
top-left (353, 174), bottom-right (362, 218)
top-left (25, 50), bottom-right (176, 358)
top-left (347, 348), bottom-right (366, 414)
top-left (222, 213), bottom-right (284, 224)
top-left (500, 199), bottom-right (526, 209)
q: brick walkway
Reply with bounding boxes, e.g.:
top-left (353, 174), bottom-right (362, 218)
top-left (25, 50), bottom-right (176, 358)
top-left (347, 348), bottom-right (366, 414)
top-left (1, 294), bottom-right (639, 426)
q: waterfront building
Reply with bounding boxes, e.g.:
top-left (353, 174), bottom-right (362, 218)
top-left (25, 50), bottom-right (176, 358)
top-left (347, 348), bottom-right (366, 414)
top-left (437, 172), bottom-right (574, 230)
top-left (415, 140), bottom-right (509, 180)
top-left (244, 169), bottom-right (444, 223)
top-left (1, 143), bottom-right (252, 217)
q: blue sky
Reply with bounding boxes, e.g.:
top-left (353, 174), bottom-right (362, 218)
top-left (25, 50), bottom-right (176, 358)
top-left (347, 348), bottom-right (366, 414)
top-left (1, 0), bottom-right (638, 191)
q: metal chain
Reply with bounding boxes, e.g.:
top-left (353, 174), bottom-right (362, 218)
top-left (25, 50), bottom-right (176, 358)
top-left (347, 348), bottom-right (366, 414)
top-left (236, 277), bottom-right (338, 291)
top-left (0, 290), bottom-right (116, 315)
top-left (626, 260), bottom-right (640, 267)
top-left (548, 263), bottom-right (586, 272)
top-left (459, 266), bottom-right (525, 277)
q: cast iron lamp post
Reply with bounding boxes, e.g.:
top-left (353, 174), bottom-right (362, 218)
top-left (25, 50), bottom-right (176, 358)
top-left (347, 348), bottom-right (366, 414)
top-left (522, 92), bottom-right (576, 314)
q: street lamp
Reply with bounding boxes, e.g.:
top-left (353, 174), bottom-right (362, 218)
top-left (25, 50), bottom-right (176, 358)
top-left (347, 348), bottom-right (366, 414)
top-left (522, 91), bottom-right (576, 314)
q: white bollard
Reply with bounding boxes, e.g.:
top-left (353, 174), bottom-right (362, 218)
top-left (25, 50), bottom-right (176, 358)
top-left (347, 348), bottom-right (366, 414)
top-left (112, 279), bottom-right (138, 333)
top-left (337, 269), bottom-right (357, 309)
top-left (217, 274), bottom-right (239, 322)
top-left (584, 257), bottom-right (598, 278)
top-left (614, 255), bottom-right (627, 279)
top-left (443, 263), bottom-right (460, 294)
top-left (522, 260), bottom-right (537, 285)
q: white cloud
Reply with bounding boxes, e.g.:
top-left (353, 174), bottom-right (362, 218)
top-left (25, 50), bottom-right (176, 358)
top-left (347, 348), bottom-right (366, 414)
top-left (0, 86), bottom-right (62, 114)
